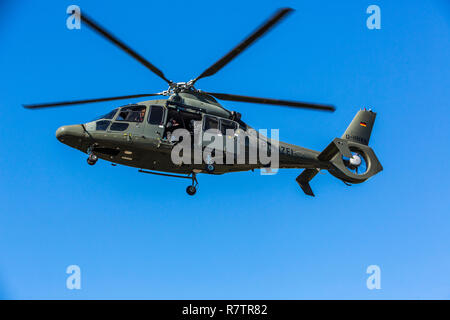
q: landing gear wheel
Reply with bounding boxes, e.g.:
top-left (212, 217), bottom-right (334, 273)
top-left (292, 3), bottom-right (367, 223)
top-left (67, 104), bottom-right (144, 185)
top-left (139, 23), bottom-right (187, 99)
top-left (186, 172), bottom-right (199, 196)
top-left (87, 153), bottom-right (98, 166)
top-left (205, 164), bottom-right (215, 173)
top-left (186, 185), bottom-right (197, 196)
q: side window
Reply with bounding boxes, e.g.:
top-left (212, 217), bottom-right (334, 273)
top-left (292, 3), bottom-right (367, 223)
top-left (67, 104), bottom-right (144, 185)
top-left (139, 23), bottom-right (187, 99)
top-left (204, 116), bottom-right (219, 131)
top-left (96, 120), bottom-right (110, 131)
top-left (148, 105), bottom-right (164, 125)
top-left (220, 119), bottom-right (237, 136)
top-left (110, 122), bottom-right (129, 131)
top-left (116, 105), bottom-right (146, 122)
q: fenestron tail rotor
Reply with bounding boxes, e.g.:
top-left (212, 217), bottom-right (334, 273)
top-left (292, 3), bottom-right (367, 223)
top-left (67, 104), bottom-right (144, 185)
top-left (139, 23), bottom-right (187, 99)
top-left (343, 151), bottom-right (368, 175)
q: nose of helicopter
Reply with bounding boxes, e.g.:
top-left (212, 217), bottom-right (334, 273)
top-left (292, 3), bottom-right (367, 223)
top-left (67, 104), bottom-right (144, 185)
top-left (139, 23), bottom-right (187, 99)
top-left (56, 125), bottom-right (85, 142)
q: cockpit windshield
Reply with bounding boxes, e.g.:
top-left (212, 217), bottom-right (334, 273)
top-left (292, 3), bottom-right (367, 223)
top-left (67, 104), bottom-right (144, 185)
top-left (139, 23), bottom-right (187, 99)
top-left (94, 108), bottom-right (118, 121)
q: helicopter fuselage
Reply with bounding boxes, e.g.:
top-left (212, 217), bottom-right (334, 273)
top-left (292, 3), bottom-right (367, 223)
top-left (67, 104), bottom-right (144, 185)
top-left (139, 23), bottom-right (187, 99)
top-left (56, 93), bottom-right (325, 175)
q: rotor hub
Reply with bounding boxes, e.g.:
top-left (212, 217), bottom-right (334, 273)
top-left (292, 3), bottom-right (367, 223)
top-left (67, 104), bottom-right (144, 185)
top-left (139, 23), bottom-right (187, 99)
top-left (162, 81), bottom-right (198, 95)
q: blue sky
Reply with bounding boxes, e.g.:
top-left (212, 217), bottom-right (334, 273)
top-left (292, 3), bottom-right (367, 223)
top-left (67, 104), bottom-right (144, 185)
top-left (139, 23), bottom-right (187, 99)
top-left (0, 0), bottom-right (449, 299)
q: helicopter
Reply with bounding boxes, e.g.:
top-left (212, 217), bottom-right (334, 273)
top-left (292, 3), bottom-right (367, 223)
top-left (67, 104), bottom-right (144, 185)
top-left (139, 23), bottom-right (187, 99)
top-left (24, 7), bottom-right (383, 196)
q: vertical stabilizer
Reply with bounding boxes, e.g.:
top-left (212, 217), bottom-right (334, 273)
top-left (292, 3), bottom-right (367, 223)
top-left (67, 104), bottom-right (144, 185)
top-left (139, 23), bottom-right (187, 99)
top-left (342, 109), bottom-right (376, 145)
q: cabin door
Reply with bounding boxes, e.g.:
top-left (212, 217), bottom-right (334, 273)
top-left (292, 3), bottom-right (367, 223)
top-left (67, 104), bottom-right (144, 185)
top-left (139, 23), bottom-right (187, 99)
top-left (144, 105), bottom-right (166, 140)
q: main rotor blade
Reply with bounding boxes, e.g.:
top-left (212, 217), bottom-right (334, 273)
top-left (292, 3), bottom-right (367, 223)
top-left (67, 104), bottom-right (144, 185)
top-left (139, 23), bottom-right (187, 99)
top-left (204, 92), bottom-right (335, 112)
top-left (23, 93), bottom-right (162, 109)
top-left (79, 12), bottom-right (172, 84)
top-left (192, 8), bottom-right (293, 84)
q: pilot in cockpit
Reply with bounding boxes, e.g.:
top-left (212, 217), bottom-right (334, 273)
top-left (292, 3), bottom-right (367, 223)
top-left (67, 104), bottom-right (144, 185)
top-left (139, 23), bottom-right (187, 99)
top-left (136, 108), bottom-right (146, 122)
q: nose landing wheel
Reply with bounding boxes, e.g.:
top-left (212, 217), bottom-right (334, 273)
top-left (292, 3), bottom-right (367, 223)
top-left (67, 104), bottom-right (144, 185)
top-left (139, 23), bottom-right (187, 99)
top-left (87, 153), bottom-right (98, 166)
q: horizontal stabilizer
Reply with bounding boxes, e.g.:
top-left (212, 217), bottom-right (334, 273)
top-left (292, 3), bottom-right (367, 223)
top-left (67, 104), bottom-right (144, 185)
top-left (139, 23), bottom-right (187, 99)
top-left (296, 168), bottom-right (319, 197)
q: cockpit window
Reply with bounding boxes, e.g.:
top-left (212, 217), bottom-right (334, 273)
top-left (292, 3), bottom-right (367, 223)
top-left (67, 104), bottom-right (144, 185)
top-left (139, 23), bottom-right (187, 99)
top-left (96, 120), bottom-right (110, 131)
top-left (116, 105), bottom-right (146, 122)
top-left (95, 108), bottom-right (118, 121)
top-left (110, 122), bottom-right (129, 131)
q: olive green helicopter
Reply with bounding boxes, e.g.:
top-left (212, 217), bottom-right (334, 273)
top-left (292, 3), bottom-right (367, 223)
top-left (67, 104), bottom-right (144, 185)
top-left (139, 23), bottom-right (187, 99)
top-left (24, 8), bottom-right (383, 196)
